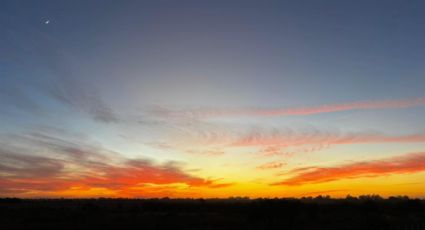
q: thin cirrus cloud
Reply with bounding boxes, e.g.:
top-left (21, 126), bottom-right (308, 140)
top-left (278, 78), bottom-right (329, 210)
top-left (274, 152), bottom-right (425, 186)
top-left (46, 78), bottom-right (119, 123)
top-left (185, 149), bottom-right (226, 156)
top-left (232, 130), bottom-right (425, 147)
top-left (234, 130), bottom-right (425, 156)
top-left (257, 161), bottom-right (285, 170)
top-left (2, 21), bottom-right (119, 124)
top-left (152, 97), bottom-right (425, 119)
top-left (174, 125), bottom-right (425, 156)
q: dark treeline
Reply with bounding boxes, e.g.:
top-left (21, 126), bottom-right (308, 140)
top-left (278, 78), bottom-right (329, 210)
top-left (1, 195), bottom-right (424, 230)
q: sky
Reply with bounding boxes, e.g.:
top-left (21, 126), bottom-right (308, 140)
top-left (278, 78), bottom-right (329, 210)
top-left (1, 0), bottom-right (425, 198)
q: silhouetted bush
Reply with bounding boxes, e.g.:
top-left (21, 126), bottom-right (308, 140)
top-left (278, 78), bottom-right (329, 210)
top-left (0, 196), bottom-right (424, 230)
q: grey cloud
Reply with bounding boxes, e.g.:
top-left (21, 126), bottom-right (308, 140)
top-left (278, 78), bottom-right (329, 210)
top-left (0, 148), bottom-right (64, 179)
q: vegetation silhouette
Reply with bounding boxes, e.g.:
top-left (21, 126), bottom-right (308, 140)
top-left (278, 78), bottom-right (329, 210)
top-left (0, 195), bottom-right (424, 230)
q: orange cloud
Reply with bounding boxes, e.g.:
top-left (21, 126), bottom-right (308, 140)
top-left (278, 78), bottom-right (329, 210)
top-left (274, 152), bottom-right (425, 186)
top-left (154, 97), bottom-right (425, 118)
top-left (0, 157), bottom-right (216, 197)
top-left (79, 160), bottom-right (212, 189)
top-left (207, 182), bottom-right (235, 188)
top-left (0, 133), bottom-right (227, 197)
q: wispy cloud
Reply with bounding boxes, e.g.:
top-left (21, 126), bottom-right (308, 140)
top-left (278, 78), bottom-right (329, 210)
top-left (232, 129), bottom-right (425, 147)
top-left (185, 149), bottom-right (226, 156)
top-left (47, 78), bottom-right (118, 123)
top-left (273, 152), bottom-right (425, 186)
top-left (207, 182), bottom-right (235, 188)
top-left (0, 149), bottom-right (64, 179)
top-left (2, 19), bottom-right (118, 124)
top-left (257, 161), bottom-right (285, 170)
top-left (153, 97), bottom-right (425, 119)
top-left (171, 125), bottom-right (425, 156)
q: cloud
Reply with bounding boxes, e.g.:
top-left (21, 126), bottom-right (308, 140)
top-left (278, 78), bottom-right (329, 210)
top-left (185, 149), bottom-right (225, 156)
top-left (81, 159), bottom-right (212, 189)
top-left (3, 21), bottom-right (118, 124)
top-left (171, 125), bottom-right (425, 156)
top-left (0, 129), bottom-right (226, 197)
top-left (257, 161), bottom-right (285, 170)
top-left (0, 146), bottom-right (70, 194)
top-left (259, 146), bottom-right (283, 156)
top-left (152, 97), bottom-right (425, 119)
top-left (0, 152), bottom-right (214, 196)
top-left (232, 129), bottom-right (425, 148)
top-left (3, 130), bottom-right (116, 163)
top-left (47, 77), bottom-right (118, 123)
top-left (273, 152), bottom-right (425, 186)
top-left (207, 182), bottom-right (235, 188)
top-left (0, 148), bottom-right (64, 179)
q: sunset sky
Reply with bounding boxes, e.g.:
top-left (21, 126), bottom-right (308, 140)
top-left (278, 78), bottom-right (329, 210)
top-left (1, 0), bottom-right (425, 198)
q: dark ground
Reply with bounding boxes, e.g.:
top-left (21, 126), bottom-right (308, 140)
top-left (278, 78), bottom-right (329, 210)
top-left (0, 196), bottom-right (424, 230)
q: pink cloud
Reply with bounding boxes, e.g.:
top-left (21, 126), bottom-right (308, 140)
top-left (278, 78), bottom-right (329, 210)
top-left (155, 97), bottom-right (425, 118)
top-left (257, 161), bottom-right (285, 170)
top-left (231, 131), bottom-right (425, 148)
top-left (172, 125), bottom-right (425, 156)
